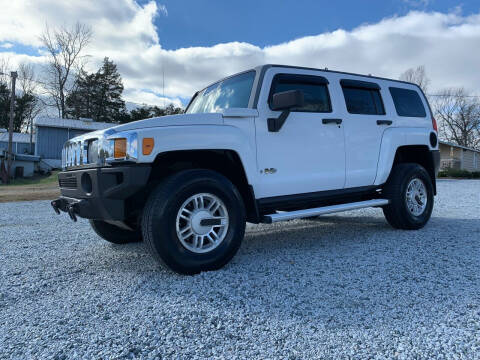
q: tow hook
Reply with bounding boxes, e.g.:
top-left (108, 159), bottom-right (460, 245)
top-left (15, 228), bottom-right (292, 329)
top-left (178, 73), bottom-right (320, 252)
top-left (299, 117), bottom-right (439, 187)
top-left (51, 200), bottom-right (61, 214)
top-left (67, 204), bottom-right (78, 222)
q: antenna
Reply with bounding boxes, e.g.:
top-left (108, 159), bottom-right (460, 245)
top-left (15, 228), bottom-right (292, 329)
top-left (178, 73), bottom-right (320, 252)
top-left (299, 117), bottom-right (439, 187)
top-left (163, 66), bottom-right (165, 109)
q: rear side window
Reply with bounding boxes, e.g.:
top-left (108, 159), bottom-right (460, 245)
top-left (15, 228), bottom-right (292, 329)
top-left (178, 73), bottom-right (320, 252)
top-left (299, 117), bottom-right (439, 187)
top-left (269, 74), bottom-right (332, 113)
top-left (341, 80), bottom-right (385, 115)
top-left (389, 87), bottom-right (426, 117)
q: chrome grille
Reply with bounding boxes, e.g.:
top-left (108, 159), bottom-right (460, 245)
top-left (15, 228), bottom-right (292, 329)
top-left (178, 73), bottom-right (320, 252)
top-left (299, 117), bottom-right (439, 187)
top-left (62, 138), bottom-right (98, 169)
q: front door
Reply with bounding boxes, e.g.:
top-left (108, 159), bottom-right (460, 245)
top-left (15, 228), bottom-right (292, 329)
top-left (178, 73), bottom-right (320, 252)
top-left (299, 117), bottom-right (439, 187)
top-left (254, 70), bottom-right (346, 199)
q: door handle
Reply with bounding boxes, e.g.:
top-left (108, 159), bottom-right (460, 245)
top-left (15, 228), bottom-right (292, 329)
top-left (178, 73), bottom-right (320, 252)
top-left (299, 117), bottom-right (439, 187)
top-left (322, 118), bottom-right (342, 125)
top-left (377, 120), bottom-right (392, 126)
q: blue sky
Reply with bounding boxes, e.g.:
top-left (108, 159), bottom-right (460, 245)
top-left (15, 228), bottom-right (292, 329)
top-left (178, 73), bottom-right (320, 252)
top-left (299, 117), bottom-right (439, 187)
top-left (1, 0), bottom-right (480, 108)
top-left (149, 0), bottom-right (478, 49)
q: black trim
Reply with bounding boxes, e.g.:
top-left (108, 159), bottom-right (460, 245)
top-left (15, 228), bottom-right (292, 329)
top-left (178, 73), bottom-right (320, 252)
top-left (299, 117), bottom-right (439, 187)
top-left (247, 185), bottom-right (261, 223)
top-left (340, 79), bottom-right (381, 90)
top-left (430, 132), bottom-right (438, 148)
top-left (267, 73), bottom-right (332, 113)
top-left (431, 149), bottom-right (440, 195)
top-left (341, 86), bottom-right (386, 115)
top-left (258, 185), bottom-right (380, 214)
top-left (55, 165), bottom-right (151, 221)
top-left (377, 120), bottom-right (393, 126)
top-left (267, 110), bottom-right (291, 132)
top-left (322, 118), bottom-right (342, 125)
top-left (251, 64), bottom-right (434, 116)
top-left (432, 149), bottom-right (440, 176)
top-left (389, 86), bottom-right (428, 118)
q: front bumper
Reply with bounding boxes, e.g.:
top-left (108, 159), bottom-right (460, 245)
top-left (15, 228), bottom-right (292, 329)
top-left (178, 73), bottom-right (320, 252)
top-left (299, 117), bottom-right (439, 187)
top-left (52, 165), bottom-right (151, 221)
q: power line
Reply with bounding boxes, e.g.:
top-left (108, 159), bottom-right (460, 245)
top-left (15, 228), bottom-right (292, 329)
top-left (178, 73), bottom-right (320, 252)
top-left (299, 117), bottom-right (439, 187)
top-left (427, 94), bottom-right (480, 98)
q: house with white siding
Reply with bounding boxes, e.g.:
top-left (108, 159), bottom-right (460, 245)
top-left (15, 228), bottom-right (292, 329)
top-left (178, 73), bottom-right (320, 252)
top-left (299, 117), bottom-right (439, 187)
top-left (439, 141), bottom-right (480, 172)
top-left (0, 130), bottom-right (34, 155)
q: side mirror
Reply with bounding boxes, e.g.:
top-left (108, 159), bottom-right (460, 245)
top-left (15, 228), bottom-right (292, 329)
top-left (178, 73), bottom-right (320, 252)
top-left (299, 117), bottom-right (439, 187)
top-left (271, 90), bottom-right (304, 111)
top-left (268, 90), bottom-right (304, 132)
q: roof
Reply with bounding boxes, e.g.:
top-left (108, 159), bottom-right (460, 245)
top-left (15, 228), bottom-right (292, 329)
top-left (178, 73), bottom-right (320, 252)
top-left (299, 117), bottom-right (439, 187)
top-left (439, 140), bottom-right (480, 153)
top-left (0, 132), bottom-right (32, 144)
top-left (34, 117), bottom-right (113, 131)
top-left (256, 64), bottom-right (419, 88)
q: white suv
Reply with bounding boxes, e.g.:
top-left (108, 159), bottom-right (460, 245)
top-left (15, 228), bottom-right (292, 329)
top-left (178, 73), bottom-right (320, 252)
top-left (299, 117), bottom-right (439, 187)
top-left (52, 64), bottom-right (440, 274)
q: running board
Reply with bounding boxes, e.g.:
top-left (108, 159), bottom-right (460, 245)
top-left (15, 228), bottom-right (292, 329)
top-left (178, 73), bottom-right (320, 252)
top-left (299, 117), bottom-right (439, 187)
top-left (262, 199), bottom-right (390, 224)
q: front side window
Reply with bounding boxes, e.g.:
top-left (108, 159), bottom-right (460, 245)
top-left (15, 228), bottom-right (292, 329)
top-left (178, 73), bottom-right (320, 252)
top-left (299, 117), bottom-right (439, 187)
top-left (341, 81), bottom-right (385, 115)
top-left (389, 87), bottom-right (426, 117)
top-left (186, 71), bottom-right (256, 114)
top-left (269, 74), bottom-right (332, 113)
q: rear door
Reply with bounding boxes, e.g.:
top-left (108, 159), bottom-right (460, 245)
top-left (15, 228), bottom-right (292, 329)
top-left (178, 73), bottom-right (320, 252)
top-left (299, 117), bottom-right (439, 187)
top-left (339, 78), bottom-right (392, 188)
top-left (254, 69), bottom-right (346, 198)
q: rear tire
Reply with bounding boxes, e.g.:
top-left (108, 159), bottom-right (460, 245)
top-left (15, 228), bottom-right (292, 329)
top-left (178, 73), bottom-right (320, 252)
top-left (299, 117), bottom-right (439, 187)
top-left (89, 220), bottom-right (142, 244)
top-left (382, 163), bottom-right (434, 230)
top-left (142, 169), bottom-right (246, 275)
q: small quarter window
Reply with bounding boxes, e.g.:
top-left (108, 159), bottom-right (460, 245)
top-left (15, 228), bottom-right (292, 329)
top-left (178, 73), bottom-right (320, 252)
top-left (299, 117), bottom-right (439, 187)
top-left (389, 87), bottom-right (427, 117)
top-left (341, 80), bottom-right (385, 115)
top-left (269, 74), bottom-right (332, 113)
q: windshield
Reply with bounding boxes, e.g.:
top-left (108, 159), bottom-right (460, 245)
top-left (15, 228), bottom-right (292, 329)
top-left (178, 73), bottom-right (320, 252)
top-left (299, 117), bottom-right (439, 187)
top-left (186, 71), bottom-right (256, 114)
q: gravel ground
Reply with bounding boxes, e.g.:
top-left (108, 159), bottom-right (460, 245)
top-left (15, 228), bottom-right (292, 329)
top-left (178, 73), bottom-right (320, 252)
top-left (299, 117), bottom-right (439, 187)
top-left (1, 180), bottom-right (479, 359)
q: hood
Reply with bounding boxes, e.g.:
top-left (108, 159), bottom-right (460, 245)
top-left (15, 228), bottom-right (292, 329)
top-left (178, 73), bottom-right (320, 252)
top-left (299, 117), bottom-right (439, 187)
top-left (109, 113), bottom-right (224, 133)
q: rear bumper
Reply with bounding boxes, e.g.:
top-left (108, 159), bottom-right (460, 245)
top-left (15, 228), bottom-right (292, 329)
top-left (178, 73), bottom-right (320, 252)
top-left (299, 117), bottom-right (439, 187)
top-left (432, 149), bottom-right (440, 175)
top-left (431, 149), bottom-right (440, 195)
top-left (52, 165), bottom-right (151, 221)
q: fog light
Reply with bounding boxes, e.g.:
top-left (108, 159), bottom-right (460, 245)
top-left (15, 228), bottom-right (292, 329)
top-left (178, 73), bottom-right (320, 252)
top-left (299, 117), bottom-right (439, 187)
top-left (114, 138), bottom-right (127, 158)
top-left (81, 173), bottom-right (93, 194)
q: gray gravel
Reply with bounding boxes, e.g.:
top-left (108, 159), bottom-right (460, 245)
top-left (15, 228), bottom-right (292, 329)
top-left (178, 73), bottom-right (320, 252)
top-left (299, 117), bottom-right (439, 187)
top-left (1, 179), bottom-right (479, 359)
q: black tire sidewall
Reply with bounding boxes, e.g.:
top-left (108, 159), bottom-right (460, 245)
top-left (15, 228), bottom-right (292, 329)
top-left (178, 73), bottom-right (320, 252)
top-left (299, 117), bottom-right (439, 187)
top-left (146, 171), bottom-right (245, 274)
top-left (89, 219), bottom-right (142, 244)
top-left (395, 165), bottom-right (434, 228)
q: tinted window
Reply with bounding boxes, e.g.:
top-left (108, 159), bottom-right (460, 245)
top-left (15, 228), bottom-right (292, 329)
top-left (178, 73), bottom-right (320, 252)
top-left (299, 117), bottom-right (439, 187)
top-left (186, 71), bottom-right (255, 113)
top-left (342, 87), bottom-right (385, 115)
top-left (390, 87), bottom-right (426, 117)
top-left (269, 75), bottom-right (331, 113)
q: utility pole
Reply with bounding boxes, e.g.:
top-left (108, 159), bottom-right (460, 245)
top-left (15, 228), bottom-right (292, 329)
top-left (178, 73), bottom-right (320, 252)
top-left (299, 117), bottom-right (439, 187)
top-left (6, 71), bottom-right (17, 183)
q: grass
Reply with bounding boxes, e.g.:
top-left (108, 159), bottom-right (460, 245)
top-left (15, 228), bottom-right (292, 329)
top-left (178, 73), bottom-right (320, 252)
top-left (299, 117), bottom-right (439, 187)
top-left (0, 171), bottom-right (61, 202)
top-left (1, 171), bottom-right (60, 186)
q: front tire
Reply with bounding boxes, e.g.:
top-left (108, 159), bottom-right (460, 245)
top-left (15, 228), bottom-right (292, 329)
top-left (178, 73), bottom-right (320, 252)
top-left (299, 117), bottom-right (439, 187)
top-left (382, 163), bottom-right (434, 230)
top-left (89, 220), bottom-right (142, 244)
top-left (142, 169), bottom-right (246, 275)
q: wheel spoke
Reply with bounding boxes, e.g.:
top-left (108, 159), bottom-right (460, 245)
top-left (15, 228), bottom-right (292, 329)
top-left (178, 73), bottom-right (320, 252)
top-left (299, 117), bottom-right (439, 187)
top-left (180, 230), bottom-right (193, 240)
top-left (176, 193), bottom-right (229, 253)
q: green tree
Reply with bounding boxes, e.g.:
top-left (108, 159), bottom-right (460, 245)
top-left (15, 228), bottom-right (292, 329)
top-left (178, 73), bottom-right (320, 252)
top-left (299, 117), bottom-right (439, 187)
top-left (66, 57), bottom-right (126, 123)
top-left (0, 82), bottom-right (36, 132)
top-left (120, 103), bottom-right (183, 123)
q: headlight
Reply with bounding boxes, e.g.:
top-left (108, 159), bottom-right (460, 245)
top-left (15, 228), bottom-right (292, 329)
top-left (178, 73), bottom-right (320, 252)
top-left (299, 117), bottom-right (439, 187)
top-left (87, 140), bottom-right (99, 164)
top-left (113, 138), bottom-right (127, 158)
top-left (105, 132), bottom-right (138, 163)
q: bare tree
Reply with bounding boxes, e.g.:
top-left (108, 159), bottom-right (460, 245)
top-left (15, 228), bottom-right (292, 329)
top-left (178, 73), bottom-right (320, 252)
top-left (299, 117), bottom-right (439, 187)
top-left (399, 65), bottom-right (430, 94)
top-left (0, 57), bottom-right (10, 85)
top-left (18, 63), bottom-right (45, 153)
top-left (433, 88), bottom-right (480, 150)
top-left (40, 22), bottom-right (92, 118)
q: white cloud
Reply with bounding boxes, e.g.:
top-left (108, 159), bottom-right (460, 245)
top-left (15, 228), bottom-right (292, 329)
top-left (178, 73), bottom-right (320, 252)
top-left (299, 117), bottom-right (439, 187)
top-left (0, 43), bottom-right (14, 49)
top-left (1, 2), bottom-right (480, 107)
top-left (123, 89), bottom-right (183, 109)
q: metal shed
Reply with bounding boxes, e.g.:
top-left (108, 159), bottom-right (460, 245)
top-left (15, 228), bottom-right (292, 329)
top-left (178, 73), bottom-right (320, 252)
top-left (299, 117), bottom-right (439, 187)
top-left (34, 117), bottom-right (112, 169)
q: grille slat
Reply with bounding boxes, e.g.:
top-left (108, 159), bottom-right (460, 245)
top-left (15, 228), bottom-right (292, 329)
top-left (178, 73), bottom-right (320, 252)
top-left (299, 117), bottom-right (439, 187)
top-left (59, 177), bottom-right (78, 189)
